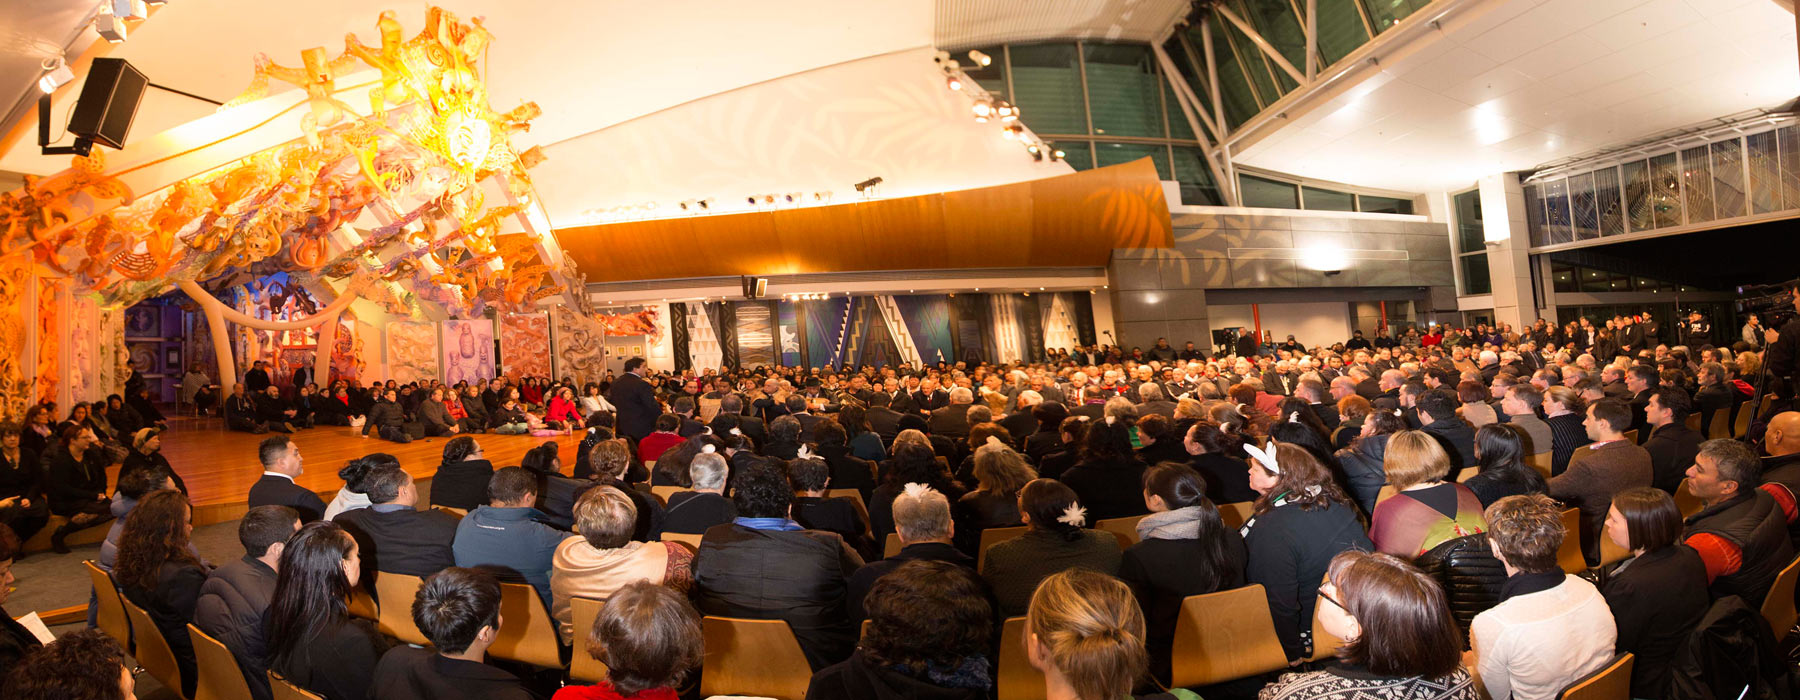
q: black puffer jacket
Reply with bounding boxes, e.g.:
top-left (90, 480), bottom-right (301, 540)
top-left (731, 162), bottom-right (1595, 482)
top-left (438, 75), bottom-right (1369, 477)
top-left (1413, 532), bottom-right (1505, 649)
top-left (1668, 595), bottom-right (1800, 700)
top-left (1334, 434), bottom-right (1390, 515)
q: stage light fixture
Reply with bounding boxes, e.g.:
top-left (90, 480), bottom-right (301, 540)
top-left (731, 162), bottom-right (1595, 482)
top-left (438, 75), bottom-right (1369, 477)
top-left (143, 0), bottom-right (167, 5)
top-left (38, 57), bottom-right (73, 93)
top-left (967, 50), bottom-right (992, 67)
top-left (1051, 149), bottom-right (1065, 161)
top-left (853, 176), bottom-right (883, 193)
top-left (946, 75), bottom-right (962, 91)
top-left (113, 0), bottom-right (149, 20)
top-left (972, 101), bottom-right (992, 120)
top-left (96, 11), bottom-right (128, 42)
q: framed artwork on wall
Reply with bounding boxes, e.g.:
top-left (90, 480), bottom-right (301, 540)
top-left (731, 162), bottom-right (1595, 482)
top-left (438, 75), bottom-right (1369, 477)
top-left (125, 306), bottom-right (161, 338)
top-left (631, 345), bottom-right (644, 356)
top-left (164, 347), bottom-right (182, 373)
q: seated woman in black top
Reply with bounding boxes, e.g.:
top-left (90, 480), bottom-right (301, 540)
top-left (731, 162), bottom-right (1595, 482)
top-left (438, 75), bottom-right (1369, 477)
top-left (1602, 487), bottom-right (1709, 700)
top-left (1134, 414), bottom-right (1187, 466)
top-left (115, 489), bottom-right (208, 699)
top-left (1464, 424), bottom-right (1548, 508)
top-left (788, 457), bottom-right (873, 558)
top-left (1059, 417), bottom-right (1149, 523)
top-left (1035, 417), bottom-right (1086, 481)
top-left (428, 435), bottom-right (494, 510)
top-left (808, 560), bottom-right (993, 700)
top-left (267, 521), bottom-right (393, 700)
top-left (954, 439), bottom-right (1036, 555)
top-left (523, 441), bottom-right (594, 530)
top-left (1119, 462), bottom-right (1245, 685)
top-left (953, 423), bottom-right (1014, 484)
top-left (869, 443), bottom-right (965, 543)
top-left (1242, 441), bottom-right (1374, 661)
top-left (0, 423), bottom-right (48, 544)
top-left (41, 425), bottom-right (113, 553)
top-left (1183, 421), bottom-right (1258, 505)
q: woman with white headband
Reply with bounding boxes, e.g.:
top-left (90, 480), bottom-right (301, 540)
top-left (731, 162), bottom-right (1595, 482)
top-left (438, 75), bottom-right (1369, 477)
top-left (980, 478), bottom-right (1122, 618)
top-left (1241, 440), bottom-right (1372, 662)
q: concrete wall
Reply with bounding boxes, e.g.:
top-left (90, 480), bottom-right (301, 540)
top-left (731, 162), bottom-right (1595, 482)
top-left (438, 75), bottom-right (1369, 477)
top-left (1108, 211), bottom-right (1454, 350)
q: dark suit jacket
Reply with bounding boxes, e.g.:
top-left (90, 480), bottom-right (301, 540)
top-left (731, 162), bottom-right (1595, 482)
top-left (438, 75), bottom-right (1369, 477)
top-left (1644, 422), bottom-right (1702, 493)
top-left (794, 412), bottom-right (823, 443)
top-left (1309, 403), bottom-right (1341, 432)
top-left (369, 647), bottom-right (533, 700)
top-left (246, 474), bottom-right (327, 522)
top-left (1602, 545), bottom-right (1710, 698)
top-left (428, 459), bottom-right (494, 510)
top-left (1139, 400), bottom-right (1178, 419)
top-left (866, 407), bottom-right (905, 443)
top-left (928, 404), bottom-right (975, 439)
top-left (607, 372), bottom-right (662, 440)
top-left (333, 505), bottom-right (462, 577)
top-left (998, 412), bottom-right (1039, 447)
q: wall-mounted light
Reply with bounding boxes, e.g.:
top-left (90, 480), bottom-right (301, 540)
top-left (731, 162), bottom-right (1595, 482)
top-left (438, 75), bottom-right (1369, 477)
top-left (38, 57), bottom-right (73, 93)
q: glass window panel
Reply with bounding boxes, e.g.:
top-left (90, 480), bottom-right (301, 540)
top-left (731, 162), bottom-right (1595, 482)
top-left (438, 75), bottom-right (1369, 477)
top-left (1094, 141), bottom-right (1172, 178)
top-left (1222, 20), bottom-right (1282, 108)
top-left (1580, 267), bottom-right (1611, 293)
top-left (1523, 184), bottom-right (1546, 246)
top-left (1241, 0), bottom-right (1308, 77)
top-left (1623, 160), bottom-right (1652, 233)
top-left (1454, 189), bottom-right (1483, 253)
top-left (1461, 254), bottom-right (1491, 295)
top-left (1747, 130), bottom-right (1780, 215)
top-left (1231, 0), bottom-right (1300, 94)
top-left (1162, 37), bottom-right (1213, 129)
top-left (1189, 24), bottom-right (1260, 128)
top-left (1650, 153), bottom-right (1682, 228)
top-left (1083, 43), bottom-right (1163, 138)
top-left (1316, 0), bottom-right (1372, 66)
top-left (1362, 0), bottom-right (1431, 33)
top-left (1712, 138), bottom-right (1746, 219)
top-left (1780, 125), bottom-right (1800, 210)
top-left (1569, 171), bottom-right (1598, 240)
top-left (1163, 78), bottom-right (1196, 140)
top-left (1543, 178), bottom-right (1571, 245)
top-left (1054, 141), bottom-right (1095, 171)
top-left (1304, 186), bottom-right (1356, 211)
top-left (1552, 264), bottom-right (1577, 293)
top-left (1595, 167), bottom-right (1624, 237)
top-left (1008, 44), bottom-right (1088, 135)
top-left (1241, 174), bottom-right (1300, 209)
top-left (964, 45), bottom-right (1007, 101)
top-left (1359, 194), bottom-right (1414, 215)
top-left (1681, 145), bottom-right (1714, 224)
top-left (1171, 146), bottom-right (1223, 206)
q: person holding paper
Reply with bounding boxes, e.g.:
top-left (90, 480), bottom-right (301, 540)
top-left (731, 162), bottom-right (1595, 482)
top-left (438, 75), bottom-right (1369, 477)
top-left (0, 524), bottom-right (46, 688)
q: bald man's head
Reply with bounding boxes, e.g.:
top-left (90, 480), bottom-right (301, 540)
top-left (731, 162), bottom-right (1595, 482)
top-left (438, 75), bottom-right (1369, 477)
top-left (1768, 412), bottom-right (1800, 458)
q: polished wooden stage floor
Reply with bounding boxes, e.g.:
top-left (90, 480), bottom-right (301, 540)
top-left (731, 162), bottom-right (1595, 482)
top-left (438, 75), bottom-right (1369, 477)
top-left (150, 415), bottom-right (587, 526)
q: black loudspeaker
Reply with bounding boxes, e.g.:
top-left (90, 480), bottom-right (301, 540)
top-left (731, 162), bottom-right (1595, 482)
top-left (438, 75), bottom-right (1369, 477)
top-left (69, 57), bottom-right (147, 150)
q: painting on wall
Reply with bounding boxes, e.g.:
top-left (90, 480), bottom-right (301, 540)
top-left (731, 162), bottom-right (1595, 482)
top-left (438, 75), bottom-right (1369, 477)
top-left (328, 313), bottom-right (367, 385)
top-left (385, 321), bottom-right (440, 385)
top-left (128, 342), bottom-right (158, 375)
top-left (552, 306), bottom-right (606, 387)
top-left (70, 296), bottom-right (97, 401)
top-left (499, 313), bottom-right (550, 380)
top-left (442, 319), bottom-right (496, 385)
top-left (125, 304), bottom-right (161, 338)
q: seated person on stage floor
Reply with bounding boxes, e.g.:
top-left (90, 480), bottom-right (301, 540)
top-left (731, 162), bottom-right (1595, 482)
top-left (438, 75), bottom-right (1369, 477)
top-left (363, 387), bottom-right (413, 443)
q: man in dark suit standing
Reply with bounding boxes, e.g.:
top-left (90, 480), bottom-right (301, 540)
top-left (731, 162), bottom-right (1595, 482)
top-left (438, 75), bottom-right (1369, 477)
top-left (607, 357), bottom-right (661, 442)
top-left (246, 435), bottom-right (328, 522)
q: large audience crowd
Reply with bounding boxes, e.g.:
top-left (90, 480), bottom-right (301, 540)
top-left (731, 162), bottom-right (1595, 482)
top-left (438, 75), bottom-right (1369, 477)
top-left (2, 298), bottom-right (1800, 700)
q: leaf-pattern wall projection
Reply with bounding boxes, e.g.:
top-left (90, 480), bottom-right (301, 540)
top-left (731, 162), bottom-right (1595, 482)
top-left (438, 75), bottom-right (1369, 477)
top-left (385, 321), bottom-right (440, 385)
top-left (501, 313), bottom-right (551, 380)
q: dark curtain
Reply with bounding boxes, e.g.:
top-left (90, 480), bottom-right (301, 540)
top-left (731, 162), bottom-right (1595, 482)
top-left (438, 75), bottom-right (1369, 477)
top-left (670, 303), bottom-right (691, 372)
top-left (709, 302), bottom-right (738, 370)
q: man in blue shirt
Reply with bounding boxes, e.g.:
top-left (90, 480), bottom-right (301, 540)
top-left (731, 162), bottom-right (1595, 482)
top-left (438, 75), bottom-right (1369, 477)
top-left (451, 467), bottom-right (568, 607)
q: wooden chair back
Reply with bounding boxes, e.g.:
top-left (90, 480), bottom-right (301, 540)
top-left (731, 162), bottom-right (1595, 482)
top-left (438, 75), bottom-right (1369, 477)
top-left (1525, 452), bottom-right (1554, 478)
top-left (373, 572), bottom-right (429, 646)
top-left (884, 533), bottom-right (903, 558)
top-left (1622, 429), bottom-right (1638, 445)
top-left (1375, 484), bottom-right (1397, 507)
top-left (489, 582), bottom-right (564, 668)
top-left (123, 597), bottom-right (184, 699)
top-left (1674, 480), bottom-right (1704, 518)
top-left (1170, 585), bottom-right (1289, 688)
top-left (997, 616), bottom-right (1046, 700)
top-left (1760, 555), bottom-right (1800, 642)
top-left (435, 506), bottom-right (468, 517)
top-left (826, 488), bottom-right (873, 537)
top-left (347, 586), bottom-right (378, 621)
top-left (189, 623), bottom-right (254, 700)
top-left (1455, 467), bottom-right (1479, 483)
top-left (1735, 402), bottom-right (1757, 439)
top-left (1557, 508), bottom-right (1587, 574)
top-left (1684, 413), bottom-right (1701, 432)
top-left (268, 672), bottom-right (327, 700)
top-left (569, 597), bottom-right (610, 683)
top-left (977, 526), bottom-right (1029, 570)
top-left (1218, 501), bottom-right (1255, 530)
top-left (1095, 515), bottom-right (1147, 547)
top-left (650, 485), bottom-right (684, 505)
top-left (1556, 653), bottom-right (1634, 700)
top-left (83, 560), bottom-right (132, 651)
top-left (660, 531), bottom-right (704, 549)
top-left (699, 616), bottom-right (813, 700)
top-left (1707, 408), bottom-right (1732, 439)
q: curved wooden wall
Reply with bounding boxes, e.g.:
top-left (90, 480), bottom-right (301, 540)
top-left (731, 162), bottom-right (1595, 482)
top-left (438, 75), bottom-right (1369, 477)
top-left (553, 158), bottom-right (1172, 283)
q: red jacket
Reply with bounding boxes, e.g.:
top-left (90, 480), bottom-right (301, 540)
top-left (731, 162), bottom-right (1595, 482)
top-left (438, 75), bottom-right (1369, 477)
top-left (638, 431), bottom-right (684, 464)
top-left (553, 683), bottom-right (677, 700)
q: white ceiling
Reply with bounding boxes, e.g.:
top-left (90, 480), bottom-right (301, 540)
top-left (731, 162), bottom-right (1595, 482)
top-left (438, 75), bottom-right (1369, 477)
top-left (934, 0), bottom-right (1190, 50)
top-left (1236, 0), bottom-right (1800, 194)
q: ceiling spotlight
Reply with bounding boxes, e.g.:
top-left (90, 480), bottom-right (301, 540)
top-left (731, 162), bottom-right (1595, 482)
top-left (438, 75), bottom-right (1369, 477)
top-left (113, 0), bottom-right (149, 20)
top-left (746, 196), bottom-right (758, 206)
top-left (1051, 149), bottom-right (1066, 161)
top-left (967, 50), bottom-right (992, 67)
top-left (38, 57), bottom-right (73, 93)
top-left (972, 102), bottom-right (993, 121)
top-left (946, 75), bottom-right (963, 91)
top-left (96, 10), bottom-right (128, 42)
top-left (698, 199), bottom-right (712, 210)
top-left (1028, 144), bottom-right (1044, 161)
top-left (763, 194), bottom-right (776, 205)
top-left (853, 176), bottom-right (883, 193)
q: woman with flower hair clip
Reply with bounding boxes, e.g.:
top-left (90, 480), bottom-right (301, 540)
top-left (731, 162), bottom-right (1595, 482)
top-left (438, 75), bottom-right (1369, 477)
top-left (979, 478), bottom-right (1122, 617)
top-left (1240, 440), bottom-right (1372, 662)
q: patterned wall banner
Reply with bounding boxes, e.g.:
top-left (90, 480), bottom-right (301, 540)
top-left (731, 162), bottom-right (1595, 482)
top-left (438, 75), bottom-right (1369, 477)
top-left (328, 314), bottom-right (368, 385)
top-left (500, 313), bottom-right (551, 380)
top-left (801, 297), bottom-right (850, 369)
top-left (70, 296), bottom-right (97, 402)
top-left (778, 302), bottom-right (800, 367)
top-left (737, 303), bottom-right (775, 369)
top-left (385, 321), bottom-right (440, 385)
top-left (893, 295), bottom-right (954, 365)
top-left (98, 303), bottom-right (125, 397)
top-left (35, 278), bottom-right (61, 404)
top-left (442, 319), bottom-right (496, 385)
top-left (552, 306), bottom-right (607, 387)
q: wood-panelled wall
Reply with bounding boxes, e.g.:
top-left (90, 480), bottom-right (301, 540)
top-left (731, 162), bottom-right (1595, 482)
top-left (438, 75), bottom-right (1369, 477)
top-left (553, 158), bottom-right (1172, 283)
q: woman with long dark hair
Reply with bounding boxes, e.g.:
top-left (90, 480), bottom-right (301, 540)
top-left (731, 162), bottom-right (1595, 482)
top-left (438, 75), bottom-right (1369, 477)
top-left (1060, 417), bottom-right (1148, 522)
top-left (1464, 424), bottom-right (1548, 507)
top-left (115, 489), bottom-right (206, 698)
top-left (1241, 441), bottom-right (1373, 662)
top-left (1184, 421), bottom-right (1257, 504)
top-left (835, 403), bottom-right (886, 462)
top-left (0, 423), bottom-right (48, 544)
top-left (266, 521), bottom-right (391, 700)
top-left (980, 478), bottom-right (1122, 617)
top-left (869, 442), bottom-right (964, 543)
top-left (1119, 462), bottom-right (1246, 684)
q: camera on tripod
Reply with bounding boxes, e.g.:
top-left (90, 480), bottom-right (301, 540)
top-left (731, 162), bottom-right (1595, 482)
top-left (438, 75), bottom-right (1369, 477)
top-left (1737, 278), bottom-right (1799, 326)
